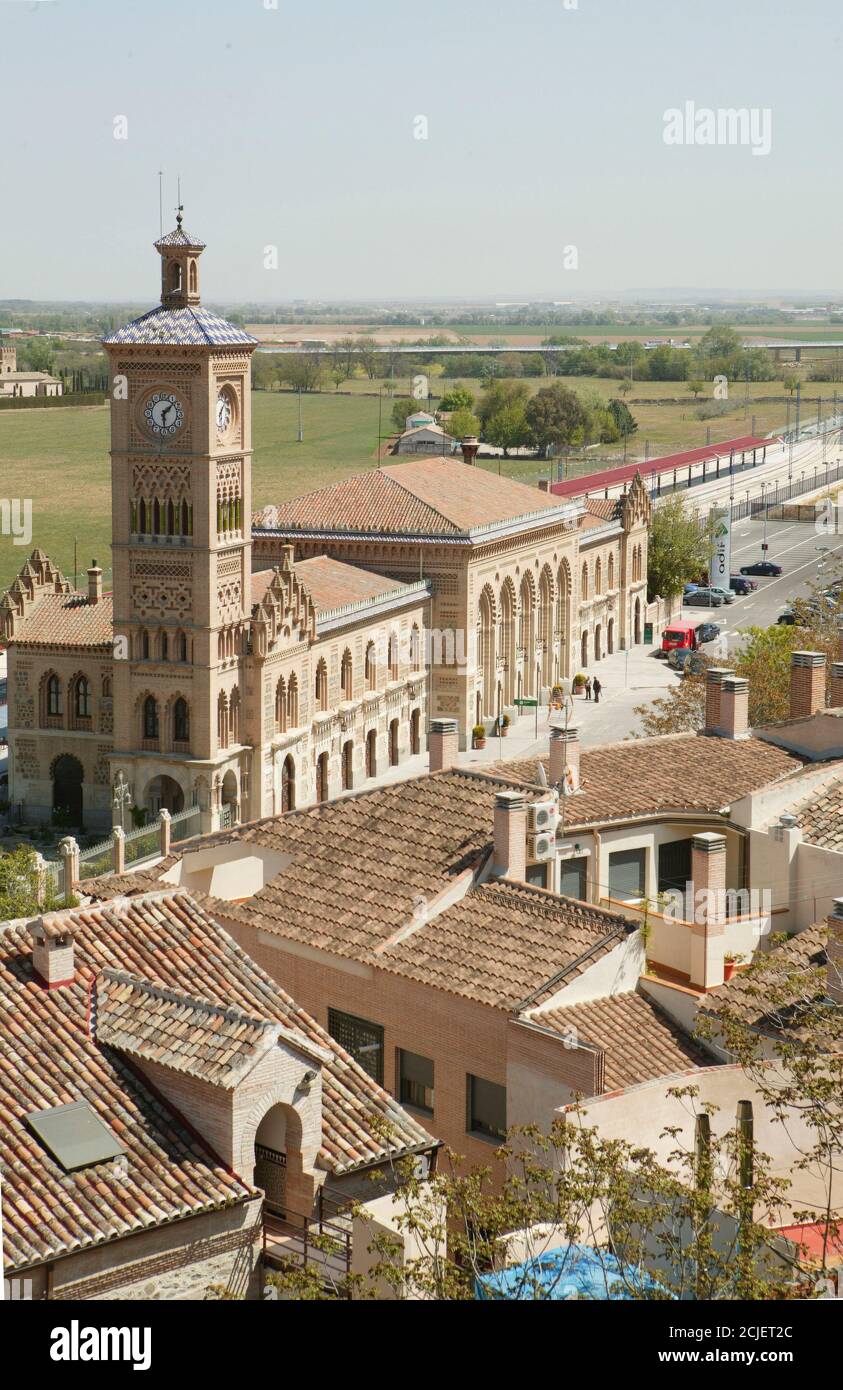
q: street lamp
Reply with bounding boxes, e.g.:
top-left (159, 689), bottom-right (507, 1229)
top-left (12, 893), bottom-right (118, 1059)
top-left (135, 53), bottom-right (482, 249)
top-left (112, 773), bottom-right (131, 832)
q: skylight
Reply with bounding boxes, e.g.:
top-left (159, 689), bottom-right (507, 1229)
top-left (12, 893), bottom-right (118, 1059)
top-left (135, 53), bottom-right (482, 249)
top-left (27, 1101), bottom-right (126, 1172)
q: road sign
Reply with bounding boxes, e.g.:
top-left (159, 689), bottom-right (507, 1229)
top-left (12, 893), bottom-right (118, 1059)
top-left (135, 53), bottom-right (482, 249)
top-left (514, 698), bottom-right (538, 708)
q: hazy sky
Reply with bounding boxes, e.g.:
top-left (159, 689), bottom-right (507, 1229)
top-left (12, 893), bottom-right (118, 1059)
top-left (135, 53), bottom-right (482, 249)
top-left (2, 0), bottom-right (841, 301)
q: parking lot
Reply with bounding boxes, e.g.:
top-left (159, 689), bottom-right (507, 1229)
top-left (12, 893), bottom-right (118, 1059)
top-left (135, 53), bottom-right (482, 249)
top-left (680, 517), bottom-right (843, 647)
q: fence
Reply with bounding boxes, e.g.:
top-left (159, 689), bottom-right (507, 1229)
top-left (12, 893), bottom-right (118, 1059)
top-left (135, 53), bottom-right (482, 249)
top-left (123, 822), bottom-right (162, 867)
top-left (170, 804), bottom-right (202, 844)
top-left (78, 834), bottom-right (116, 881)
top-left (728, 457), bottom-right (843, 522)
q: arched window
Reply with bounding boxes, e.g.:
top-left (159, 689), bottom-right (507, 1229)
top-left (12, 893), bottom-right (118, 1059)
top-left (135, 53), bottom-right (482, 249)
top-left (388, 633), bottom-right (399, 681)
top-left (74, 676), bottom-right (91, 720)
top-left (275, 676), bottom-right (287, 733)
top-left (281, 755), bottom-right (295, 813)
top-left (166, 500), bottom-right (175, 535)
top-left (230, 687), bottom-right (241, 743)
top-left (153, 499), bottom-right (161, 535)
top-left (138, 498), bottom-right (147, 534)
top-left (143, 695), bottom-right (159, 740)
top-left (365, 642), bottom-right (377, 691)
top-left (174, 697), bottom-right (189, 743)
top-left (189, 261), bottom-right (198, 294)
top-left (47, 673), bottom-right (62, 717)
top-left (218, 692), bottom-right (229, 748)
top-left (102, 676), bottom-right (112, 698)
top-left (287, 673), bottom-right (299, 728)
top-left (177, 632), bottom-right (188, 662)
top-left (581, 563), bottom-right (589, 601)
top-left (315, 658), bottom-right (328, 711)
top-left (141, 629), bottom-right (150, 660)
top-left (160, 631), bottom-right (169, 662)
top-left (340, 648), bottom-right (353, 701)
top-left (180, 498), bottom-right (190, 536)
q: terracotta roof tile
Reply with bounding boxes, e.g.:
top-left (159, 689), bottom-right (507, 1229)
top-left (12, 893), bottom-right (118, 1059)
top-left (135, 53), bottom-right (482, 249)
top-left (700, 924), bottom-right (830, 1038)
top-left (793, 783), bottom-right (843, 850)
top-left (294, 556), bottom-right (410, 612)
top-left (498, 733), bottom-right (802, 827)
top-left (254, 456), bottom-right (561, 538)
top-left (12, 591), bottom-right (113, 648)
top-left (531, 990), bottom-right (709, 1090)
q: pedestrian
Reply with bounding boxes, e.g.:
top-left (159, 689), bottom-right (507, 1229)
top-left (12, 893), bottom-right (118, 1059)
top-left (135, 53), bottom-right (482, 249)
top-left (585, 676), bottom-right (592, 701)
top-left (593, 677), bottom-right (602, 704)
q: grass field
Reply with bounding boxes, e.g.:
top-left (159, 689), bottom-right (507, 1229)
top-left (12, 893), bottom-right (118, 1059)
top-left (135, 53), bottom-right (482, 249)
top-left (0, 376), bottom-right (832, 592)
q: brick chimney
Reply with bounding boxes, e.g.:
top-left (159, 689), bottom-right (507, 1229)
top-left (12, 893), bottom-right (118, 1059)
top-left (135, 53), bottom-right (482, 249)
top-left (493, 790), bottom-right (527, 881)
top-left (831, 663), bottom-right (843, 710)
top-left (719, 675), bottom-right (749, 740)
top-left (790, 651), bottom-right (826, 719)
top-left (87, 560), bottom-right (103, 605)
top-left (705, 668), bottom-right (733, 734)
top-left (549, 726), bottom-right (580, 790)
top-left (428, 717), bottom-right (459, 773)
top-left (827, 899), bottom-right (843, 1005)
top-left (460, 436), bottom-right (480, 466)
top-left (689, 832), bottom-right (727, 990)
top-left (28, 914), bottom-right (77, 989)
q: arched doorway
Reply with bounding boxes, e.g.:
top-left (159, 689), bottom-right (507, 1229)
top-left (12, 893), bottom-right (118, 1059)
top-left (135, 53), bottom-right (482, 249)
top-left (557, 560), bottom-right (572, 679)
top-left (607, 617), bottom-right (615, 655)
top-left (500, 580), bottom-right (516, 705)
top-left (519, 575), bottom-right (536, 696)
top-left (478, 586), bottom-right (496, 719)
top-left (51, 754), bottom-right (84, 826)
top-left (634, 597), bottom-right (642, 645)
top-left (145, 774), bottom-right (184, 816)
top-left (594, 624), bottom-right (602, 663)
top-left (389, 718), bottom-right (399, 766)
top-left (342, 739), bottom-right (354, 791)
top-left (539, 566), bottom-right (554, 690)
top-left (410, 708), bottom-right (421, 755)
top-left (253, 1103), bottom-right (303, 1217)
top-left (580, 630), bottom-right (589, 670)
top-left (316, 751), bottom-right (329, 802)
top-left (221, 769), bottom-right (238, 823)
top-left (281, 755), bottom-right (295, 813)
top-left (366, 729), bottom-right (377, 778)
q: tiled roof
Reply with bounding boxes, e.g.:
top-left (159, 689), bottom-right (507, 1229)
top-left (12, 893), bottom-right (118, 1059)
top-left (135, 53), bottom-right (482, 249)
top-left (584, 497), bottom-right (621, 522)
top-left (699, 924), bottom-right (829, 1037)
top-left (0, 889), bottom-right (433, 1272)
top-left (254, 457), bottom-right (561, 538)
top-left (377, 879), bottom-right (634, 1009)
top-left (792, 783), bottom-right (843, 850)
top-left (154, 224), bottom-right (206, 249)
top-left (95, 970), bottom-right (281, 1089)
top-left (498, 733), bottom-right (802, 828)
top-left (531, 990), bottom-right (709, 1091)
top-left (11, 592), bottom-right (113, 648)
top-left (294, 556), bottom-right (411, 613)
top-left (104, 306), bottom-right (258, 348)
top-left (144, 770), bottom-right (636, 1007)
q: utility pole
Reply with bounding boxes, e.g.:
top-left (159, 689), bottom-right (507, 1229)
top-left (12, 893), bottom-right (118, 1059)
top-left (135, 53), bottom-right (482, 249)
top-left (297, 388), bottom-right (303, 443)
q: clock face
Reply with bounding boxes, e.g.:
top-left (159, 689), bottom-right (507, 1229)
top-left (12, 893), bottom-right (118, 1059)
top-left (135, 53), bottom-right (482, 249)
top-left (144, 391), bottom-right (185, 438)
top-left (216, 388), bottom-right (234, 436)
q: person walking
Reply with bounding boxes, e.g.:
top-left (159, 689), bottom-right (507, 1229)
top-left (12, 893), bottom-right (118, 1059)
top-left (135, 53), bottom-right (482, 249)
top-left (584, 676), bottom-right (592, 701)
top-left (593, 676), bottom-right (602, 704)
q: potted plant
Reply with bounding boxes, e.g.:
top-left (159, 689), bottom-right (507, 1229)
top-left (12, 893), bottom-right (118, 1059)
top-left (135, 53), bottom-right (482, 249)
top-left (723, 952), bottom-right (744, 981)
top-left (573, 672), bottom-right (586, 693)
top-left (472, 723), bottom-right (487, 750)
top-left (499, 713), bottom-right (511, 737)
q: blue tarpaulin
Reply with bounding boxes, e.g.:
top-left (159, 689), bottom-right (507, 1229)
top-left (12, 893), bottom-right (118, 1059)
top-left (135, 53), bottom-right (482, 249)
top-left (476, 1244), bottom-right (660, 1301)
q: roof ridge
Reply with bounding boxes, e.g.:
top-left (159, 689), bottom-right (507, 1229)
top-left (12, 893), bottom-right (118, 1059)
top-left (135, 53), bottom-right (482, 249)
top-left (97, 966), bottom-right (277, 1030)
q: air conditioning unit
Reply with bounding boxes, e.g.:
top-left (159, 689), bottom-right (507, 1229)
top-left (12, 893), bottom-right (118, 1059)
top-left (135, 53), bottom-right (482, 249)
top-left (527, 831), bottom-right (556, 862)
top-left (529, 799), bottom-right (558, 834)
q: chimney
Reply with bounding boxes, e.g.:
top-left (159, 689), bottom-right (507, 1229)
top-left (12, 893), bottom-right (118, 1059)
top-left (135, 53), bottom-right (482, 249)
top-left (790, 651), bottom-right (826, 719)
top-left (428, 717), bottom-right (459, 773)
top-left (493, 790), bottom-right (527, 881)
top-left (705, 668), bottom-right (733, 734)
top-left (87, 560), bottom-right (103, 604)
top-left (689, 832), bottom-right (727, 990)
top-left (831, 663), bottom-right (843, 710)
top-left (28, 914), bottom-right (77, 989)
top-left (460, 436), bottom-right (480, 466)
top-left (719, 676), bottom-right (749, 740)
top-left (549, 726), bottom-right (580, 790)
top-left (827, 900), bottom-right (843, 1005)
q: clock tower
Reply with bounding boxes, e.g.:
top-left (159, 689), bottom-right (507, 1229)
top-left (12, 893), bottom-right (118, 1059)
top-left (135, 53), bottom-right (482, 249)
top-left (104, 211), bottom-right (259, 829)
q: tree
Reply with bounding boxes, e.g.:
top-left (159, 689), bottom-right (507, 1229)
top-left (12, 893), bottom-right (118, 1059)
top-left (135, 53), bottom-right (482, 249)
top-left (688, 379), bottom-right (705, 399)
top-left (646, 494), bottom-right (710, 603)
top-left (607, 398), bottom-right (638, 439)
top-left (524, 382), bottom-right (587, 454)
top-left (440, 384), bottom-right (475, 413)
top-left (391, 397), bottom-right (419, 432)
top-left (0, 845), bottom-right (61, 919)
top-left (477, 378), bottom-right (529, 428)
top-left (483, 402), bottom-right (531, 456)
top-left (783, 375), bottom-right (800, 397)
top-left (448, 407), bottom-right (481, 440)
top-left (618, 379), bottom-right (634, 397)
top-left (265, 1107), bottom-right (794, 1301)
top-left (19, 338), bottom-right (55, 374)
top-left (279, 353), bottom-right (322, 392)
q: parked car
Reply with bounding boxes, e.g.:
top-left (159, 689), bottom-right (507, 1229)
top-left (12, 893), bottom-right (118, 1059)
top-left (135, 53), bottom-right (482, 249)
top-left (778, 609), bottom-right (799, 625)
top-left (683, 583), bottom-right (700, 595)
top-left (729, 575), bottom-right (755, 595)
top-left (709, 586), bottom-right (736, 605)
top-left (740, 561), bottom-right (783, 577)
top-left (685, 588), bottom-right (725, 608)
top-left (695, 622), bottom-right (721, 644)
top-left (669, 648), bottom-right (706, 675)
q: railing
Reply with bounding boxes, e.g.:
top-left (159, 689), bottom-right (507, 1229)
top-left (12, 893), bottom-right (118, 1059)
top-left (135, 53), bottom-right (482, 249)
top-left (78, 835), bottom-right (116, 881)
top-left (42, 859), bottom-right (62, 899)
top-left (170, 804), bottom-right (201, 844)
top-left (262, 1204), bottom-right (352, 1295)
top-left (123, 822), bottom-right (161, 867)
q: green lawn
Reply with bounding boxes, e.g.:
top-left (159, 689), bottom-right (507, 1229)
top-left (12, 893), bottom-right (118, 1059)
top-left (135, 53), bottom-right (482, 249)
top-left (0, 376), bottom-right (832, 592)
